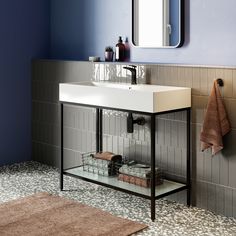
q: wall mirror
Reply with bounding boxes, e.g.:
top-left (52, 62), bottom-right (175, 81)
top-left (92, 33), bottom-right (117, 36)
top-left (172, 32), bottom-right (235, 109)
top-left (132, 0), bottom-right (184, 48)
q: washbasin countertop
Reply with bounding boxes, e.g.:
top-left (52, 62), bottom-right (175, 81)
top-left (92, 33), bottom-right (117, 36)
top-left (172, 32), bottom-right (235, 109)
top-left (59, 81), bottom-right (191, 113)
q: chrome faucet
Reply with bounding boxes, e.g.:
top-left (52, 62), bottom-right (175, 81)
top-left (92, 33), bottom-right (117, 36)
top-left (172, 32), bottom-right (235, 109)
top-left (123, 65), bottom-right (137, 85)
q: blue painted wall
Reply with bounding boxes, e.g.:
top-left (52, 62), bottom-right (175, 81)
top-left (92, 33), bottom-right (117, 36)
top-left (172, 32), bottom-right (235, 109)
top-left (51, 0), bottom-right (130, 61)
top-left (0, 0), bottom-right (50, 166)
top-left (50, 0), bottom-right (236, 66)
top-left (50, 0), bottom-right (85, 59)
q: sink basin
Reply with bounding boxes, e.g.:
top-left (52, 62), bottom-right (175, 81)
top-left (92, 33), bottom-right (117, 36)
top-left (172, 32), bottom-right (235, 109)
top-left (59, 81), bottom-right (191, 113)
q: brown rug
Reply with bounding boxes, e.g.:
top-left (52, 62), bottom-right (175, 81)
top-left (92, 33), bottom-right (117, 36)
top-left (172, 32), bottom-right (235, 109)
top-left (0, 192), bottom-right (147, 236)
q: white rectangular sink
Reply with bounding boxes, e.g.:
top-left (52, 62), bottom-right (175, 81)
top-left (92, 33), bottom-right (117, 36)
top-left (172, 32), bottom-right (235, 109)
top-left (59, 81), bottom-right (191, 113)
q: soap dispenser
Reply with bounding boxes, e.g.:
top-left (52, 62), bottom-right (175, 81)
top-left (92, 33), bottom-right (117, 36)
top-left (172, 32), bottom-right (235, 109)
top-left (115, 36), bottom-right (125, 62)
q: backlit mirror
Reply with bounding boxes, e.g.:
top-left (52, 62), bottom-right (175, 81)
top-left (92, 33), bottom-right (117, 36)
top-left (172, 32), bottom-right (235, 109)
top-left (132, 0), bottom-right (184, 48)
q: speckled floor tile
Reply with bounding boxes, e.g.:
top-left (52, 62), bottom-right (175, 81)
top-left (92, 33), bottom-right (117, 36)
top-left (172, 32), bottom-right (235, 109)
top-left (0, 161), bottom-right (236, 236)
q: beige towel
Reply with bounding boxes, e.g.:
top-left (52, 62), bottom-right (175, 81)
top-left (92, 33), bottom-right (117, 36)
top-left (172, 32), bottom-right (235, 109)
top-left (200, 80), bottom-right (231, 155)
top-left (92, 151), bottom-right (122, 162)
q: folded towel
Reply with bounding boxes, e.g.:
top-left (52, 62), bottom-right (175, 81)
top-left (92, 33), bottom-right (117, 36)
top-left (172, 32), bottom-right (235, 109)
top-left (83, 165), bottom-right (115, 176)
top-left (84, 158), bottom-right (111, 169)
top-left (118, 174), bottom-right (163, 188)
top-left (91, 152), bottom-right (122, 162)
top-left (119, 164), bottom-right (161, 178)
top-left (200, 80), bottom-right (231, 155)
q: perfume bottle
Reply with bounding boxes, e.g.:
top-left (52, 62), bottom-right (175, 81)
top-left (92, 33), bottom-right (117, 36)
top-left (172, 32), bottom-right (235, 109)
top-left (115, 36), bottom-right (125, 62)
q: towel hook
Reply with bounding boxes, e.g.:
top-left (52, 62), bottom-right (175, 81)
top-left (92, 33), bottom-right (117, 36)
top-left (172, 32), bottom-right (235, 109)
top-left (216, 78), bottom-right (224, 87)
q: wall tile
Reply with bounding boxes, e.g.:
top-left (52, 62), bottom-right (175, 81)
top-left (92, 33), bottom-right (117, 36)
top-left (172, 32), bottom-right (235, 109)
top-left (191, 96), bottom-right (207, 124)
top-left (157, 66), bottom-right (168, 85)
top-left (170, 66), bottom-right (180, 86)
top-left (63, 149), bottom-right (82, 169)
top-left (112, 136), bottom-right (118, 154)
top-left (182, 67), bottom-right (193, 88)
top-left (215, 68), bottom-right (233, 98)
top-left (196, 181), bottom-right (202, 207)
top-left (219, 153), bottom-right (229, 186)
top-left (225, 188), bottom-right (233, 217)
top-left (160, 145), bottom-right (168, 172)
top-left (207, 184), bottom-right (216, 213)
top-left (233, 189), bottom-right (236, 218)
top-left (177, 66), bottom-right (187, 87)
top-left (181, 148), bottom-right (187, 177)
top-left (167, 146), bottom-right (175, 173)
top-left (117, 137), bottom-right (124, 155)
top-left (196, 151), bottom-right (204, 181)
top-left (192, 67), bottom-right (201, 95)
top-left (177, 122), bottom-right (186, 149)
top-left (207, 68), bottom-right (216, 95)
top-left (211, 154), bottom-right (220, 184)
top-left (215, 185), bottom-right (225, 216)
top-left (147, 65), bottom-right (158, 85)
top-left (233, 69), bottom-right (236, 99)
top-left (174, 147), bottom-right (183, 176)
top-left (199, 68), bottom-right (208, 96)
top-left (224, 99), bottom-right (236, 129)
top-left (32, 142), bottom-right (60, 167)
top-left (164, 120), bottom-right (171, 146)
top-left (32, 102), bottom-right (59, 125)
top-left (32, 81), bottom-right (59, 103)
top-left (135, 140), bottom-right (142, 163)
top-left (228, 131), bottom-right (236, 188)
top-left (200, 182), bottom-right (208, 210)
top-left (203, 151), bottom-right (212, 182)
top-left (32, 122), bottom-right (59, 147)
top-left (170, 120), bottom-right (178, 147)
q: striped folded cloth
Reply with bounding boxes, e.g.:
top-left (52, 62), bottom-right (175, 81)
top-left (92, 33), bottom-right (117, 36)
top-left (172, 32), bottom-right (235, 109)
top-left (118, 174), bottom-right (163, 188)
top-left (83, 157), bottom-right (112, 169)
top-left (119, 164), bottom-right (161, 179)
top-left (83, 165), bottom-right (116, 176)
top-left (91, 152), bottom-right (122, 162)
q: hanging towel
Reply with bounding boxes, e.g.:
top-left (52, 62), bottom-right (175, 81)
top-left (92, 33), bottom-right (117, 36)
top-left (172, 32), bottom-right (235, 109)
top-left (200, 80), bottom-right (231, 155)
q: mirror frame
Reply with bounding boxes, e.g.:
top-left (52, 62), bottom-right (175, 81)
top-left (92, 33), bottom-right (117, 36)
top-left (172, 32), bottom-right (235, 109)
top-left (132, 0), bottom-right (185, 48)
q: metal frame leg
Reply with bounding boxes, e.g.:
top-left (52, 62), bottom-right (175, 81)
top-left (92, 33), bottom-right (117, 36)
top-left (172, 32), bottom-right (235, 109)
top-left (96, 108), bottom-right (103, 152)
top-left (60, 103), bottom-right (64, 191)
top-left (186, 108), bottom-right (191, 206)
top-left (151, 115), bottom-right (156, 221)
top-left (96, 109), bottom-right (100, 153)
top-left (99, 109), bottom-right (103, 152)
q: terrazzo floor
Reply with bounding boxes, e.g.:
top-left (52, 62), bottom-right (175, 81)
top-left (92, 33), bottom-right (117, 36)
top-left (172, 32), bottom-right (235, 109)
top-left (0, 161), bottom-right (236, 236)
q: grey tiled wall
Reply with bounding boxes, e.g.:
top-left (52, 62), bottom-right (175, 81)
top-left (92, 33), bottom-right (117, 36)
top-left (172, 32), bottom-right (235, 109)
top-left (32, 60), bottom-right (236, 218)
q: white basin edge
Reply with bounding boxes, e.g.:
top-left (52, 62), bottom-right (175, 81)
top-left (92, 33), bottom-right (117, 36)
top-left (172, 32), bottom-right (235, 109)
top-left (59, 82), bottom-right (191, 113)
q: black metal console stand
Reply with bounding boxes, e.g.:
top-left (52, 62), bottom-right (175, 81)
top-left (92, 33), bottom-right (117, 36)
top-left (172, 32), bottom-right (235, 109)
top-left (60, 102), bottom-right (191, 221)
top-left (150, 114), bottom-right (156, 221)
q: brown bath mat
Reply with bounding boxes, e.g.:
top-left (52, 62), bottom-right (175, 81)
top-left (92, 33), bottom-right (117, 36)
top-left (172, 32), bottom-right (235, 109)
top-left (0, 192), bottom-right (147, 236)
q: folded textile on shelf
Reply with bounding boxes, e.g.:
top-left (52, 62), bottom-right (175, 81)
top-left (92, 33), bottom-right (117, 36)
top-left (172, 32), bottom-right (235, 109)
top-left (83, 165), bottom-right (115, 177)
top-left (91, 151), bottom-right (122, 162)
top-left (82, 151), bottom-right (122, 176)
top-left (119, 164), bottom-right (161, 179)
top-left (118, 174), bottom-right (163, 188)
top-left (83, 157), bottom-right (112, 169)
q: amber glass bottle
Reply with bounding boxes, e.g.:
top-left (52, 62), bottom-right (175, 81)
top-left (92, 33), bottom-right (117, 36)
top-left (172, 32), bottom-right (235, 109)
top-left (115, 36), bottom-right (125, 62)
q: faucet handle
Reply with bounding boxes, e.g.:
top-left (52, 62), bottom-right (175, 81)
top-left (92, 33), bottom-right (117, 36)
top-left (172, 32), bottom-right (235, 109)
top-left (123, 65), bottom-right (137, 71)
top-left (123, 65), bottom-right (137, 85)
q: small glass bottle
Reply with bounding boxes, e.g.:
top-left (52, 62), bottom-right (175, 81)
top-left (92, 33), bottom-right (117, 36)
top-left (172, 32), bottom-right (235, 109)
top-left (115, 36), bottom-right (125, 62)
top-left (124, 37), bottom-right (130, 61)
top-left (104, 46), bottom-right (114, 62)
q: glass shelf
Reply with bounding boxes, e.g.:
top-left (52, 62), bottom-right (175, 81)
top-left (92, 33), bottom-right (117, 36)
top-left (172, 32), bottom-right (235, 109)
top-left (64, 166), bottom-right (187, 199)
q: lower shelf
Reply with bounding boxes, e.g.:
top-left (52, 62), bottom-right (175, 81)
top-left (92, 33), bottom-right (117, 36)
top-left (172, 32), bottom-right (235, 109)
top-left (64, 166), bottom-right (187, 199)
